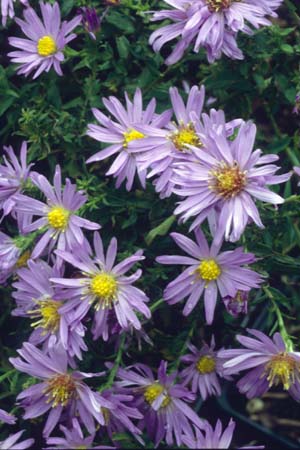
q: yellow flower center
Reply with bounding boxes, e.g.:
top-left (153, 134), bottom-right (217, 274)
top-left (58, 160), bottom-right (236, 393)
top-left (29, 299), bottom-right (62, 333)
top-left (144, 384), bottom-right (171, 408)
top-left (90, 273), bottom-right (117, 309)
top-left (206, 0), bottom-right (237, 12)
top-left (197, 259), bottom-right (221, 282)
top-left (123, 129), bottom-right (145, 147)
top-left (211, 163), bottom-right (246, 198)
top-left (15, 250), bottom-right (31, 269)
top-left (196, 355), bottom-right (216, 374)
top-left (37, 35), bottom-right (57, 57)
top-left (44, 374), bottom-right (76, 407)
top-left (171, 124), bottom-right (202, 152)
top-left (265, 353), bottom-right (298, 390)
top-left (47, 207), bottom-right (70, 231)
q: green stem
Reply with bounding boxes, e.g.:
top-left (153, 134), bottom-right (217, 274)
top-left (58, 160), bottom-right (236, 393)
top-left (285, 0), bottom-right (300, 25)
top-left (263, 286), bottom-right (294, 351)
top-left (150, 298), bottom-right (164, 313)
top-left (98, 333), bottom-right (126, 392)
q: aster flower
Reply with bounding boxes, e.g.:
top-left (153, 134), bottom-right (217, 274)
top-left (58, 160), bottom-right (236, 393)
top-left (149, 0), bottom-right (283, 65)
top-left (0, 430), bottom-right (34, 449)
top-left (218, 328), bottom-right (300, 400)
top-left (182, 418), bottom-right (263, 449)
top-left (8, 1), bottom-right (81, 79)
top-left (156, 229), bottom-right (262, 324)
top-left (0, 408), bottom-right (16, 425)
top-left (12, 259), bottom-right (87, 359)
top-left (10, 342), bottom-right (110, 437)
top-left (1, 0), bottom-right (28, 26)
top-left (172, 120), bottom-right (290, 242)
top-left (45, 418), bottom-right (114, 449)
top-left (78, 7), bottom-right (100, 40)
top-left (0, 141), bottom-right (34, 218)
top-left (116, 360), bottom-right (204, 447)
top-left (180, 337), bottom-right (230, 400)
top-left (86, 88), bottom-right (172, 191)
top-left (52, 232), bottom-right (151, 341)
top-left (222, 290), bottom-right (249, 317)
top-left (129, 85), bottom-right (205, 198)
top-left (14, 165), bottom-right (100, 261)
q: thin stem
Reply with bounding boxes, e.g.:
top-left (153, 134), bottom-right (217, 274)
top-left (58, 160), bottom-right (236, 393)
top-left (98, 333), bottom-right (126, 392)
top-left (150, 298), bottom-right (164, 313)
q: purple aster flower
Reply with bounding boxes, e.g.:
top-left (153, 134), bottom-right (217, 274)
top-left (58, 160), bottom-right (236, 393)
top-left (156, 229), bottom-right (263, 324)
top-left (116, 360), bottom-right (204, 447)
top-left (172, 120), bottom-right (290, 242)
top-left (182, 418), bottom-right (263, 449)
top-left (180, 337), bottom-right (230, 400)
top-left (10, 342), bottom-right (110, 437)
top-left (292, 93), bottom-right (300, 115)
top-left (45, 418), bottom-right (114, 449)
top-left (0, 430), bottom-right (34, 449)
top-left (0, 408), bottom-right (16, 425)
top-left (129, 85), bottom-right (205, 198)
top-left (223, 290), bottom-right (249, 317)
top-left (12, 259), bottom-right (87, 359)
top-left (0, 141), bottom-right (34, 218)
top-left (78, 7), bottom-right (101, 40)
top-left (218, 328), bottom-right (300, 400)
top-left (14, 164), bottom-right (100, 261)
top-left (149, 0), bottom-right (283, 65)
top-left (52, 232), bottom-right (151, 341)
top-left (1, 0), bottom-right (28, 26)
top-left (8, 1), bottom-right (81, 79)
top-left (86, 88), bottom-right (172, 191)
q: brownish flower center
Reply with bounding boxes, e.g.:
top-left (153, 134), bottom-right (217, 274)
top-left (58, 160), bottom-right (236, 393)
top-left (206, 0), bottom-right (238, 12)
top-left (210, 163), bottom-right (246, 198)
top-left (44, 374), bottom-right (76, 407)
top-left (196, 355), bottom-right (216, 374)
top-left (265, 353), bottom-right (298, 390)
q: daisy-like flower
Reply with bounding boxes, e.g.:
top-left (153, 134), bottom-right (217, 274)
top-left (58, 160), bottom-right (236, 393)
top-left (129, 85), bottom-right (205, 198)
top-left (0, 430), bottom-right (34, 449)
top-left (10, 342), bottom-right (110, 437)
top-left (116, 361), bottom-right (204, 447)
top-left (12, 259), bottom-right (87, 359)
top-left (52, 232), bottom-right (151, 341)
top-left (0, 409), bottom-right (16, 425)
top-left (149, 0), bottom-right (283, 65)
top-left (1, 0), bottom-right (28, 26)
top-left (8, 1), bottom-right (81, 79)
top-left (78, 7), bottom-right (100, 40)
top-left (45, 418), bottom-right (114, 449)
top-left (222, 290), bottom-right (249, 317)
top-left (218, 328), bottom-right (300, 400)
top-left (14, 165), bottom-right (100, 261)
top-left (86, 88), bottom-right (172, 191)
top-left (156, 229), bottom-right (263, 324)
top-left (180, 337), bottom-right (230, 400)
top-left (0, 141), bottom-right (34, 218)
top-left (182, 418), bottom-right (263, 449)
top-left (173, 121), bottom-right (290, 242)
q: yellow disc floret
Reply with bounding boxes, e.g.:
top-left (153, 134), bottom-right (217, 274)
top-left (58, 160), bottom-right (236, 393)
top-left (90, 273), bottom-right (117, 309)
top-left (265, 353), bottom-right (298, 390)
top-left (206, 0), bottom-right (237, 12)
top-left (47, 207), bottom-right (70, 231)
top-left (123, 129), bottom-right (145, 147)
top-left (37, 35), bottom-right (57, 57)
top-left (30, 299), bottom-right (62, 334)
top-left (171, 124), bottom-right (202, 152)
top-left (211, 163), bottom-right (246, 199)
top-left (196, 355), bottom-right (216, 374)
top-left (44, 374), bottom-right (76, 407)
top-left (144, 383), bottom-right (171, 408)
top-left (197, 259), bottom-right (221, 282)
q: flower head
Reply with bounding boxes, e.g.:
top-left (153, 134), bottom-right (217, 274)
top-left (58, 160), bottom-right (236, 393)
top-left (14, 165), bottom-right (100, 261)
top-left (78, 7), bottom-right (100, 39)
top-left (173, 121), bottom-right (290, 242)
top-left (52, 232), bottom-right (151, 341)
top-left (12, 259), bottom-right (87, 359)
top-left (180, 337), bottom-right (230, 400)
top-left (10, 342), bottom-right (110, 437)
top-left (8, 1), bottom-right (81, 78)
top-left (219, 328), bottom-right (300, 400)
top-left (0, 430), bottom-right (34, 449)
top-left (0, 141), bottom-right (34, 218)
top-left (223, 290), bottom-right (249, 317)
top-left (86, 88), bottom-right (171, 191)
top-left (116, 360), bottom-right (204, 446)
top-left (149, 0), bottom-right (283, 64)
top-left (156, 229), bottom-right (262, 324)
